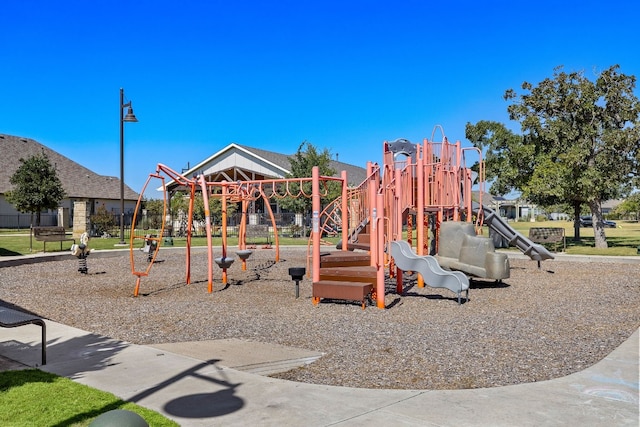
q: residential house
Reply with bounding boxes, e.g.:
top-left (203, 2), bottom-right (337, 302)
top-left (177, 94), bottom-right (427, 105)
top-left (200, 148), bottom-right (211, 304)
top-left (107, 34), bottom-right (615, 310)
top-left (482, 194), bottom-right (541, 221)
top-left (0, 134), bottom-right (139, 228)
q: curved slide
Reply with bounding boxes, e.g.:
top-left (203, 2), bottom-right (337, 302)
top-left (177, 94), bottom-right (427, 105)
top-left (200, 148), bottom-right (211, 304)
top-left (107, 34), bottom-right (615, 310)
top-left (473, 203), bottom-right (554, 262)
top-left (390, 240), bottom-right (469, 304)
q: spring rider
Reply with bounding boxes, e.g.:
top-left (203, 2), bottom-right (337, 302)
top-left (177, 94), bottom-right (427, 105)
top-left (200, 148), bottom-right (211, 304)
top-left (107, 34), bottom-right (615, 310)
top-left (71, 232), bottom-right (91, 274)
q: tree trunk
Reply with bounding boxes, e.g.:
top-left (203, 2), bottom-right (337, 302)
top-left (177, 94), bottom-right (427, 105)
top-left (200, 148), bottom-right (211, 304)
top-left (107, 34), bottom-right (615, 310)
top-left (588, 200), bottom-right (608, 249)
top-left (572, 202), bottom-right (581, 242)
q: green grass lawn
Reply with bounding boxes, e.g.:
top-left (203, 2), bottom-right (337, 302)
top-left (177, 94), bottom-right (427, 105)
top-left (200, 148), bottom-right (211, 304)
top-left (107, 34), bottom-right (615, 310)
top-left (1, 221), bottom-right (638, 257)
top-left (502, 219), bottom-right (640, 255)
top-left (0, 369), bottom-right (178, 427)
top-left (0, 231), bottom-right (321, 256)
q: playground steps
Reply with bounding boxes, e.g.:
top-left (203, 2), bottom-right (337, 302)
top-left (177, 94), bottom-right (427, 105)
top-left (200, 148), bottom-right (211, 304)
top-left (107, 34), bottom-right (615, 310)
top-left (335, 218), bottom-right (372, 251)
top-left (346, 232), bottom-right (370, 250)
top-left (313, 251), bottom-right (375, 308)
top-left (355, 233), bottom-right (370, 244)
top-left (347, 225), bottom-right (372, 250)
top-left (319, 251), bottom-right (370, 268)
top-left (312, 281), bottom-right (373, 309)
top-left (346, 241), bottom-right (371, 251)
top-left (318, 265), bottom-right (377, 283)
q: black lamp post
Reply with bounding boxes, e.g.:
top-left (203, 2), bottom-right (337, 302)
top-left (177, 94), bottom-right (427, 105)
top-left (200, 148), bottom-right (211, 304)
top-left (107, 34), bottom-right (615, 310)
top-left (119, 88), bottom-right (138, 245)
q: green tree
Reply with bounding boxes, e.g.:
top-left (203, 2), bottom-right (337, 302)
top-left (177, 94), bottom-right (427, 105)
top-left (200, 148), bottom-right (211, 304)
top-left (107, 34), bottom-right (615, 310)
top-left (467, 65), bottom-right (640, 247)
top-left (613, 193), bottom-right (640, 221)
top-left (169, 190), bottom-right (237, 234)
top-left (90, 204), bottom-right (117, 236)
top-left (6, 151), bottom-right (66, 226)
top-left (142, 198), bottom-right (165, 229)
top-left (144, 198), bottom-right (164, 216)
top-left (278, 141), bottom-right (339, 213)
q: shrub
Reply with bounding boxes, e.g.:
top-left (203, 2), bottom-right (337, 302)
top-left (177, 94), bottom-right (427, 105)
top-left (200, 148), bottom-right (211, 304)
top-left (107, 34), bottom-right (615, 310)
top-left (90, 204), bottom-right (116, 236)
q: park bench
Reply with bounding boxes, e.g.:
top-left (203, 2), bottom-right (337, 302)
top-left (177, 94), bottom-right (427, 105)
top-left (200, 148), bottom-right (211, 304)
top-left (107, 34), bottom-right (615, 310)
top-left (246, 224), bottom-right (271, 246)
top-left (528, 227), bottom-right (565, 252)
top-left (32, 226), bottom-right (75, 252)
top-left (0, 305), bottom-right (46, 365)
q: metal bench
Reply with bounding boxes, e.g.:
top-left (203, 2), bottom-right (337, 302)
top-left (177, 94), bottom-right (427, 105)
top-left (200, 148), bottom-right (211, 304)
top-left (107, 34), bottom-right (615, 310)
top-left (0, 305), bottom-right (46, 365)
top-left (246, 224), bottom-right (271, 245)
top-left (32, 226), bottom-right (75, 252)
top-left (529, 227), bottom-right (566, 252)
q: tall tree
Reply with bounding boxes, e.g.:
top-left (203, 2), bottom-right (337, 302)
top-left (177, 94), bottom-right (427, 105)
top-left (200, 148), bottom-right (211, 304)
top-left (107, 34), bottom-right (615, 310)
top-left (278, 141), bottom-right (339, 213)
top-left (6, 151), bottom-right (66, 226)
top-left (169, 190), bottom-right (237, 232)
top-left (467, 65), bottom-right (640, 247)
top-left (142, 198), bottom-right (165, 229)
top-left (612, 193), bottom-right (640, 221)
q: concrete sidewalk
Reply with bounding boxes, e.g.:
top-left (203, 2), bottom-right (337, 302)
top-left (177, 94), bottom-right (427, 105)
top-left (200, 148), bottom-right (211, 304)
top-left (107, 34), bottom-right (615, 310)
top-left (1, 320), bottom-right (638, 426)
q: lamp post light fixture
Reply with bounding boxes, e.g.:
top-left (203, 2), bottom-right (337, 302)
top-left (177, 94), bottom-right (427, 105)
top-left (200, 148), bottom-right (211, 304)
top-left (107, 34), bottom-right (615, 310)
top-left (119, 88), bottom-right (138, 245)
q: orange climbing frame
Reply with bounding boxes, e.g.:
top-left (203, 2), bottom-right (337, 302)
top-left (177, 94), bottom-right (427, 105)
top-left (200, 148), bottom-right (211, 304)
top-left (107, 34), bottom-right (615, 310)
top-left (130, 164), bottom-right (349, 297)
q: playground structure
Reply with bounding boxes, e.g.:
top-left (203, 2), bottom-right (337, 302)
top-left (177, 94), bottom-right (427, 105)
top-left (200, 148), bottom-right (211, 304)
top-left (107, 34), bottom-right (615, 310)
top-left (129, 164), bottom-right (347, 297)
top-left (130, 127), bottom-right (554, 306)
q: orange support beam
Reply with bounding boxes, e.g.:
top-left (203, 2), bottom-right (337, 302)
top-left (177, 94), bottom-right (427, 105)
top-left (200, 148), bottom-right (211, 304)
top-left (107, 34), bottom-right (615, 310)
top-left (199, 174), bottom-right (214, 292)
top-left (341, 170), bottom-right (348, 251)
top-left (312, 166), bottom-right (320, 283)
top-left (376, 193), bottom-right (385, 309)
top-left (416, 143), bottom-right (425, 288)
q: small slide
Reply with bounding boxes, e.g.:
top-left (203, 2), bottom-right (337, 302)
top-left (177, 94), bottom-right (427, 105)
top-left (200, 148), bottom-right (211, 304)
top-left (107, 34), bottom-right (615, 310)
top-left (390, 240), bottom-right (469, 304)
top-left (473, 203), bottom-right (554, 261)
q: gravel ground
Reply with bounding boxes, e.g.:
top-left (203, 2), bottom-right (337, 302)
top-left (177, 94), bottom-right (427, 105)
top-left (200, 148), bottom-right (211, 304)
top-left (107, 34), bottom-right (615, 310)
top-left (1, 246), bottom-right (638, 390)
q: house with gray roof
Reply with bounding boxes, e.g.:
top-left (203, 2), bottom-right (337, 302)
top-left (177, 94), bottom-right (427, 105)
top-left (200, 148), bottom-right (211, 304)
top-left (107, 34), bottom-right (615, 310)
top-left (0, 134), bottom-right (139, 228)
top-left (171, 143), bottom-right (368, 188)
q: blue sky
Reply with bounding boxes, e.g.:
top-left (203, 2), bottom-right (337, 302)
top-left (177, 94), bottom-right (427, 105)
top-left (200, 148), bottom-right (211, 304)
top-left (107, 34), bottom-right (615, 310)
top-left (2, 0), bottom-right (639, 196)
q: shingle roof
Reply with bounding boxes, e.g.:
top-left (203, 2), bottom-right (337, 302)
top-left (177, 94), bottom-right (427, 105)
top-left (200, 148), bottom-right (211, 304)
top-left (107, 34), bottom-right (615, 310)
top-left (237, 144), bottom-right (368, 186)
top-left (0, 134), bottom-right (139, 200)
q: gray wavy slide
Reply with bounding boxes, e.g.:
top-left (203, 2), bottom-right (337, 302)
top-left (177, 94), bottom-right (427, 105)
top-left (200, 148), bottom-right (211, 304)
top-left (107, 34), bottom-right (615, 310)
top-left (390, 240), bottom-right (470, 304)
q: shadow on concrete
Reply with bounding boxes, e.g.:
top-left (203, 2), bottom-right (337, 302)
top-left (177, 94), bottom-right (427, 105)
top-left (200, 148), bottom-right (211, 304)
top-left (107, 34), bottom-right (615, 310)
top-left (128, 359), bottom-right (244, 419)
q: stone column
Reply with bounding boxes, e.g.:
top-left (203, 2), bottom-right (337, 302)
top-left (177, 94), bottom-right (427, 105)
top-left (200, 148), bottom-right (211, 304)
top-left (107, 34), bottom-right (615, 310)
top-left (73, 200), bottom-right (91, 238)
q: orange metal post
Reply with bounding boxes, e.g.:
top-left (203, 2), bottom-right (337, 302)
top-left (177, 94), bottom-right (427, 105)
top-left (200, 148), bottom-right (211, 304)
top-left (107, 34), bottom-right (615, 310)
top-left (453, 140), bottom-right (461, 221)
top-left (262, 192), bottom-right (279, 261)
top-left (199, 175), bottom-right (214, 292)
top-left (376, 193), bottom-right (385, 309)
top-left (394, 168), bottom-right (402, 241)
top-left (424, 215), bottom-right (430, 253)
top-left (416, 144), bottom-right (425, 288)
top-left (239, 199), bottom-right (247, 250)
top-left (312, 167), bottom-right (320, 283)
top-left (240, 199), bottom-right (248, 270)
top-left (133, 277), bottom-right (141, 297)
top-left (369, 171), bottom-right (377, 269)
top-left (341, 170), bottom-right (348, 251)
top-left (186, 182), bottom-right (196, 285)
top-left (464, 168), bottom-right (472, 222)
top-left (221, 182), bottom-right (229, 284)
top-left (222, 182), bottom-right (228, 259)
